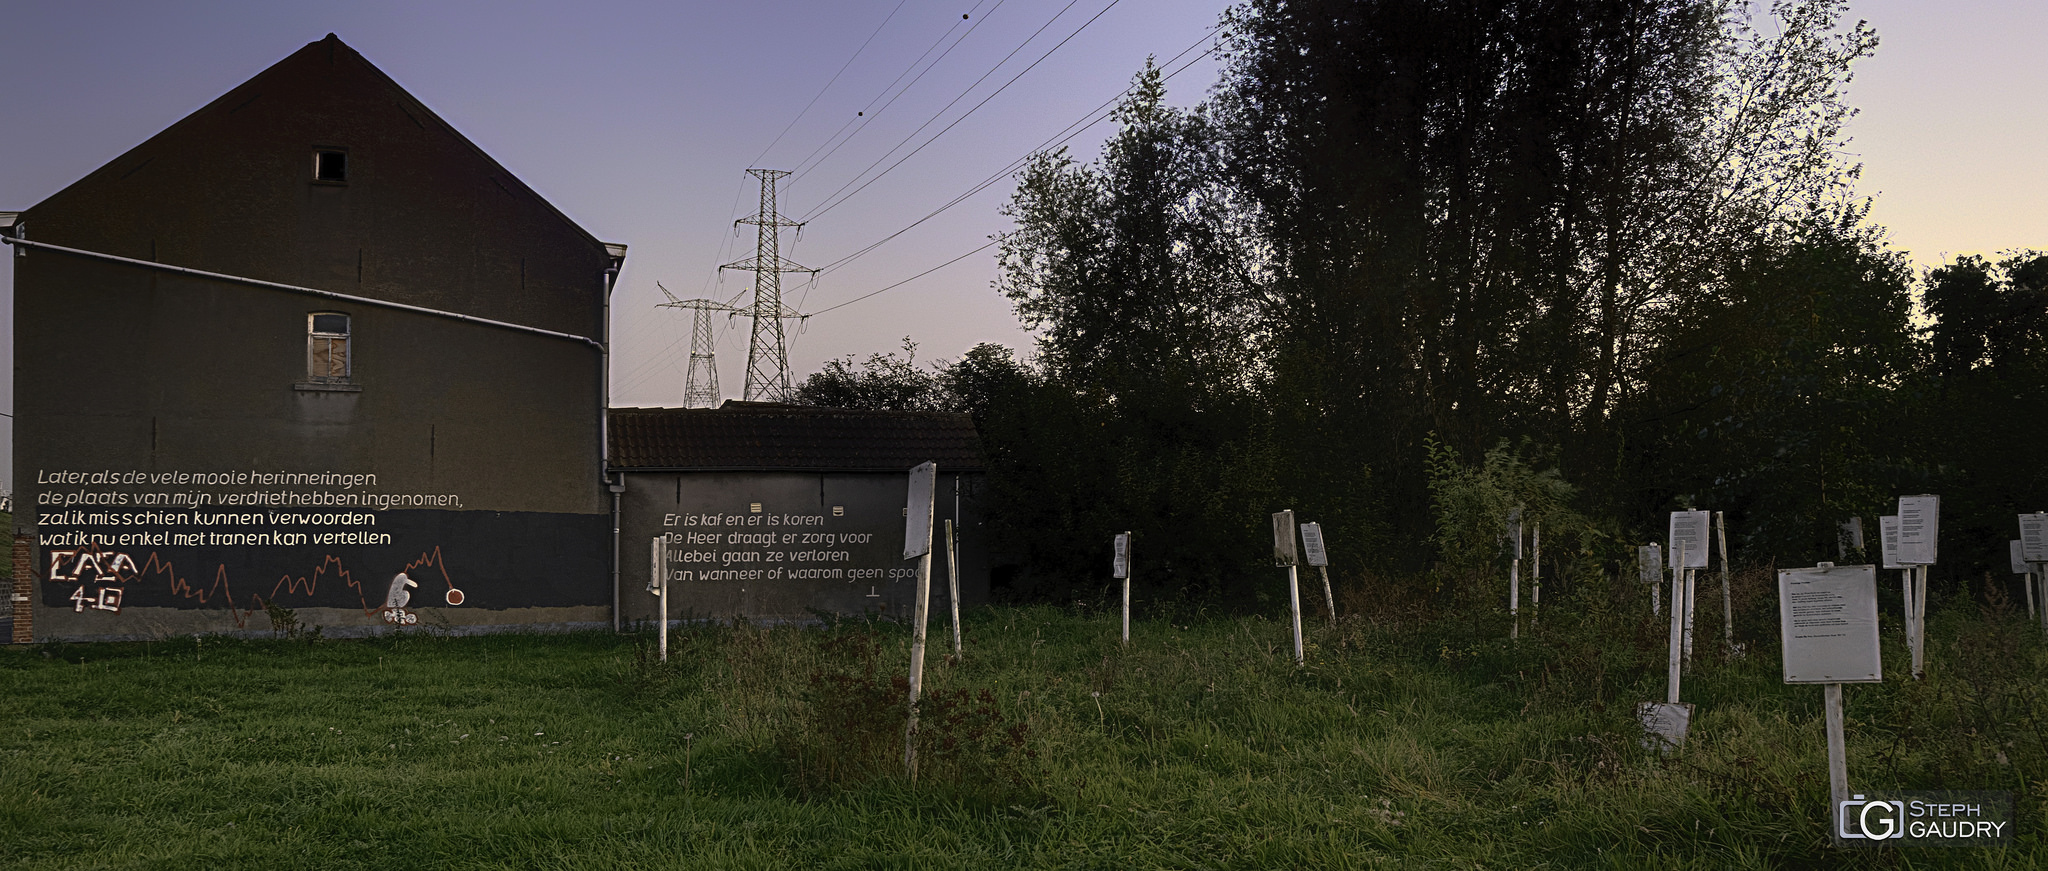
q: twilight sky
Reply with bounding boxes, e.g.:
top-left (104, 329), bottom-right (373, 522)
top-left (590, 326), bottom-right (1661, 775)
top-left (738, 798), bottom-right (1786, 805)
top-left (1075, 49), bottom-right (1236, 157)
top-left (1, 0), bottom-right (2043, 492)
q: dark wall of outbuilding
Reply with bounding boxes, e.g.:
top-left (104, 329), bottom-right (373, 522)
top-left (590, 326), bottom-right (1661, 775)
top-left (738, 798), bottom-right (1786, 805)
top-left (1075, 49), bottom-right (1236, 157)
top-left (616, 470), bottom-right (989, 624)
top-left (14, 35), bottom-right (613, 640)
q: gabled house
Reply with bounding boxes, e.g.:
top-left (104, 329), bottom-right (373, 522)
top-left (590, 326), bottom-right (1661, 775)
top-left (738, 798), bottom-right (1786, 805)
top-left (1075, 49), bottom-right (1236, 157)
top-left (4, 34), bottom-right (624, 641)
top-left (608, 402), bottom-right (990, 623)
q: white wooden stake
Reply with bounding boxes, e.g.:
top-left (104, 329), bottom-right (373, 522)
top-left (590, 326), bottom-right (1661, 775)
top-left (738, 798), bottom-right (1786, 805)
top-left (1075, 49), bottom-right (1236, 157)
top-left (1900, 567), bottom-right (1915, 671)
top-left (1319, 565), bottom-right (1336, 625)
top-left (1683, 566), bottom-right (1698, 664)
top-left (1825, 682), bottom-right (1848, 842)
top-left (1509, 555), bottom-right (1521, 640)
top-left (1651, 563), bottom-right (1661, 617)
top-left (903, 548), bottom-right (933, 780)
top-left (902, 462), bottom-right (938, 781)
top-left (1911, 565), bottom-right (1927, 680)
top-left (1667, 543), bottom-right (1687, 704)
top-left (945, 519), bottom-right (962, 658)
top-left (1121, 561), bottom-right (1132, 649)
top-left (1114, 530), bottom-right (1133, 645)
top-left (2036, 564), bottom-right (2047, 635)
top-left (1716, 511), bottom-right (1733, 656)
top-left (1287, 564), bottom-right (1304, 664)
top-left (2025, 569), bottom-right (2037, 621)
top-left (650, 536), bottom-right (669, 663)
top-left (1531, 521), bottom-right (1542, 624)
top-left (2035, 563), bottom-right (2047, 635)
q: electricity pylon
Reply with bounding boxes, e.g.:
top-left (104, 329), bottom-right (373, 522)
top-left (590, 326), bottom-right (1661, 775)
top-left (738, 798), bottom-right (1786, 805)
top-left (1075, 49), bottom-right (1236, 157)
top-left (719, 168), bottom-right (815, 402)
top-left (656, 282), bottom-right (740, 409)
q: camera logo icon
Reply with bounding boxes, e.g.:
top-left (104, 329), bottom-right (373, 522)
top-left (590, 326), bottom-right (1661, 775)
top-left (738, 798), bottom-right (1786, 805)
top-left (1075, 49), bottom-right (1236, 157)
top-left (1839, 794), bottom-right (1906, 840)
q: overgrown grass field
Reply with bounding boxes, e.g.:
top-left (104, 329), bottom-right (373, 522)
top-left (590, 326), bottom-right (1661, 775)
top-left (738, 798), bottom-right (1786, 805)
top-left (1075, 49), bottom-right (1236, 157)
top-left (2, 578), bottom-right (2043, 869)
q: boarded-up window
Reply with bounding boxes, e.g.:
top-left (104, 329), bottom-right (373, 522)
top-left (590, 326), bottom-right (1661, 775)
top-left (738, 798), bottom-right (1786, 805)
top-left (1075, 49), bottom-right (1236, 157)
top-left (308, 312), bottom-right (351, 381)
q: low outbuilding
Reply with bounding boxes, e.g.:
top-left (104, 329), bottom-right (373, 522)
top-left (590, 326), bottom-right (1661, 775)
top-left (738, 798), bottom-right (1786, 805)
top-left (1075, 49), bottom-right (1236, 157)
top-left (609, 402), bottom-right (989, 625)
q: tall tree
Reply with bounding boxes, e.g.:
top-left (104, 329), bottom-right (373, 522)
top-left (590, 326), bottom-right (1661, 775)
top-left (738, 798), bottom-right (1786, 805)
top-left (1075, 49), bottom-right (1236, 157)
top-left (1215, 0), bottom-right (1877, 556)
top-left (996, 64), bottom-right (1278, 599)
top-left (1624, 220), bottom-right (1917, 560)
top-left (1216, 0), bottom-right (1731, 554)
top-left (971, 0), bottom-right (1891, 598)
top-left (1916, 252), bottom-right (2048, 576)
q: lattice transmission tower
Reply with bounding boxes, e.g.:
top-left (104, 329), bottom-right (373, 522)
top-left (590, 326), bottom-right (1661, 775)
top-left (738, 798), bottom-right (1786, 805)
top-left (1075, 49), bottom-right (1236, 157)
top-left (655, 282), bottom-right (740, 409)
top-left (719, 168), bottom-right (815, 402)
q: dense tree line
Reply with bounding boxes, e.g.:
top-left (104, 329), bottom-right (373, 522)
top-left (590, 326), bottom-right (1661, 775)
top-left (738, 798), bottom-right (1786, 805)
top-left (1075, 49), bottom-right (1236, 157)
top-left (794, 0), bottom-right (2046, 609)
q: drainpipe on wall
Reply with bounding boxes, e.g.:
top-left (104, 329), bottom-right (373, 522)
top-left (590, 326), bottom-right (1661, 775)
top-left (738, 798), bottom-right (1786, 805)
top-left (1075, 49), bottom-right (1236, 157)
top-left (2, 214), bottom-right (27, 643)
top-left (610, 476), bottom-right (625, 633)
top-left (600, 245), bottom-right (625, 632)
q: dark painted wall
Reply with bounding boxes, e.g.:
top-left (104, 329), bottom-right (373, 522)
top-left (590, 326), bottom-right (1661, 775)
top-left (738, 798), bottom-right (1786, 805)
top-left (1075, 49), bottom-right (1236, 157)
top-left (616, 471), bottom-right (989, 623)
top-left (14, 36), bottom-right (614, 640)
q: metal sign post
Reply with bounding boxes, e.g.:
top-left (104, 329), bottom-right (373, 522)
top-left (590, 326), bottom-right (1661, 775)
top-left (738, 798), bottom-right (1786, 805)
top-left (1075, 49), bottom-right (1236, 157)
top-left (1778, 562), bottom-right (1883, 843)
top-left (1113, 532), bottom-right (1132, 646)
top-left (1273, 510), bottom-right (1302, 664)
top-left (2019, 513), bottom-right (2048, 633)
top-left (1670, 511), bottom-right (1710, 662)
top-left (649, 536), bottom-right (669, 662)
top-left (1300, 522), bottom-right (1334, 625)
top-left (1880, 514), bottom-right (1909, 660)
top-left (1531, 521), bottom-right (1543, 625)
top-left (1507, 509), bottom-right (1523, 639)
top-left (1716, 511), bottom-right (1734, 657)
top-left (1639, 544), bottom-right (1662, 615)
top-left (1838, 517), bottom-right (1865, 562)
top-left (1897, 496), bottom-right (1939, 679)
top-left (1667, 542), bottom-right (1688, 705)
top-left (946, 519), bottom-right (962, 658)
top-left (2009, 540), bottom-right (2034, 620)
top-left (1640, 540), bottom-right (1694, 753)
top-left (901, 462), bottom-right (937, 780)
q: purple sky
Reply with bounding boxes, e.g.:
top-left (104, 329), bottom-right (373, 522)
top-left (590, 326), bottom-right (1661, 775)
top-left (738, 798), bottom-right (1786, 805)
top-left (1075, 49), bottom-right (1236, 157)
top-left (2, 1), bottom-right (2043, 493)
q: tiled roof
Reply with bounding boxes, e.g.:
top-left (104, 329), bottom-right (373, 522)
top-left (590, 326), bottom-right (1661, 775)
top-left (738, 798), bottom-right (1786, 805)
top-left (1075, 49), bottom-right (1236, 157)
top-left (609, 402), bottom-right (986, 472)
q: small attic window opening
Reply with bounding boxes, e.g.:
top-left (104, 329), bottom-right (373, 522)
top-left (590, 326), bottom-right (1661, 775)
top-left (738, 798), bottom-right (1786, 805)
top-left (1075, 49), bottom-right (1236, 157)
top-left (314, 150), bottom-right (348, 183)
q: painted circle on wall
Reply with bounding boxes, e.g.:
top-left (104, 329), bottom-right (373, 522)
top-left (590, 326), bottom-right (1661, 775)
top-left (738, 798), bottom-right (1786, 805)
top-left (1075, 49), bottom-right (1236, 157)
top-left (445, 588), bottom-right (465, 606)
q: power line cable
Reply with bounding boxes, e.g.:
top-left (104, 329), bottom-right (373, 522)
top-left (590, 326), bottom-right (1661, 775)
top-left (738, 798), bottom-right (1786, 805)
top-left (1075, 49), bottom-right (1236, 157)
top-left (798, 34), bottom-right (1220, 319)
top-left (799, 0), bottom-right (1126, 223)
top-left (749, 0), bottom-right (912, 168)
top-left (813, 29), bottom-right (1219, 278)
top-left (795, 0), bottom-right (1085, 204)
top-left (788, 0), bottom-right (1004, 184)
top-left (807, 241), bottom-right (999, 317)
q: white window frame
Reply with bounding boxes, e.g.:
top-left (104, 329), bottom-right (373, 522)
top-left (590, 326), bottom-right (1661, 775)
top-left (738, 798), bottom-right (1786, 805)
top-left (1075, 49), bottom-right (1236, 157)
top-left (307, 312), bottom-right (352, 382)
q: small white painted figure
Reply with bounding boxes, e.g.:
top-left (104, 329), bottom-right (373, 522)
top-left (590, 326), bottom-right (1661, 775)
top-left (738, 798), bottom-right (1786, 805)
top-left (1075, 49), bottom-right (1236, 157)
top-left (384, 572), bottom-right (417, 610)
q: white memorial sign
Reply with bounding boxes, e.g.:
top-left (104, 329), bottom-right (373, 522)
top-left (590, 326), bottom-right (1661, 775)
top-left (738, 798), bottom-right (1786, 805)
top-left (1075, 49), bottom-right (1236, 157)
top-left (1300, 522), bottom-right (1329, 568)
top-left (2020, 513), bottom-right (2048, 562)
top-left (1896, 495), bottom-right (1939, 565)
top-left (1878, 515), bottom-right (1902, 570)
top-left (1505, 508), bottom-right (1523, 559)
top-left (1668, 511), bottom-right (1710, 569)
top-left (1636, 701), bottom-right (1693, 751)
top-left (1272, 510), bottom-right (1297, 566)
top-left (1638, 544), bottom-right (1662, 584)
top-left (903, 462), bottom-right (936, 559)
top-left (1778, 564), bottom-right (1882, 684)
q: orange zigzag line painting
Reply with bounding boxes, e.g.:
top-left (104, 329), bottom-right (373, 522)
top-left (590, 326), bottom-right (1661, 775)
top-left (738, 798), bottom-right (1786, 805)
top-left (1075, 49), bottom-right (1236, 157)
top-left (126, 546), bottom-right (458, 628)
